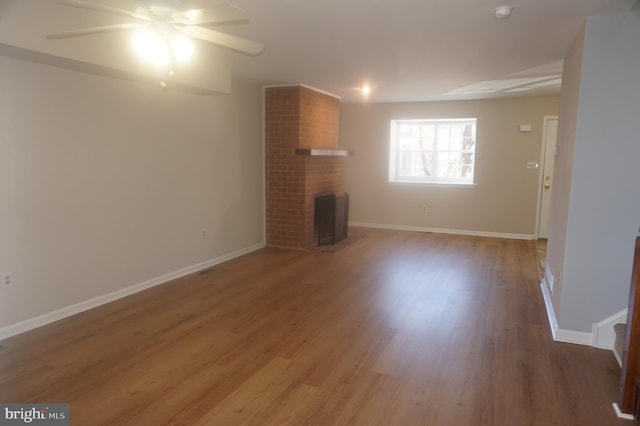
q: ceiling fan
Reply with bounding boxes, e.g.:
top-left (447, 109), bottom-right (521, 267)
top-left (46, 0), bottom-right (264, 57)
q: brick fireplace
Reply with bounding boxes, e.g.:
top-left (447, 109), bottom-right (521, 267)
top-left (265, 85), bottom-right (350, 249)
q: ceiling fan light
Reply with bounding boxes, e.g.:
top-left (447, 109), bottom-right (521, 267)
top-left (494, 5), bottom-right (513, 19)
top-left (171, 34), bottom-right (195, 62)
top-left (132, 29), bottom-right (170, 66)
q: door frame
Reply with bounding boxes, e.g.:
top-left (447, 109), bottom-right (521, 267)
top-left (535, 115), bottom-right (559, 239)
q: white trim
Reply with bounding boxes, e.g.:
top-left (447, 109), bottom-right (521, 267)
top-left (614, 347), bottom-right (623, 367)
top-left (349, 221), bottom-right (535, 240)
top-left (262, 83), bottom-right (341, 100)
top-left (544, 260), bottom-right (554, 293)
top-left (592, 308), bottom-right (628, 350)
top-left (540, 282), bottom-right (631, 349)
top-left (0, 242), bottom-right (265, 341)
top-left (612, 403), bottom-right (635, 421)
top-left (540, 281), bottom-right (593, 346)
top-left (388, 118), bottom-right (477, 187)
top-left (541, 281), bottom-right (559, 340)
top-left (387, 181), bottom-right (478, 189)
top-left (535, 115), bottom-right (558, 238)
top-left (555, 329), bottom-right (593, 346)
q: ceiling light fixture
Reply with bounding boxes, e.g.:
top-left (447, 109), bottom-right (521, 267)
top-left (132, 27), bottom-right (195, 66)
top-left (494, 5), bottom-right (514, 20)
top-left (361, 85), bottom-right (371, 95)
top-left (170, 34), bottom-right (196, 62)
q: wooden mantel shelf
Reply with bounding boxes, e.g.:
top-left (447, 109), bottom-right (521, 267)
top-left (294, 148), bottom-right (353, 157)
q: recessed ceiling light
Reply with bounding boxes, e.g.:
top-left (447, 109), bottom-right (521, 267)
top-left (494, 5), bottom-right (513, 19)
top-left (362, 85), bottom-right (371, 95)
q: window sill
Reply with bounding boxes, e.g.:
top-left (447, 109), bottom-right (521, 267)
top-left (387, 181), bottom-right (477, 189)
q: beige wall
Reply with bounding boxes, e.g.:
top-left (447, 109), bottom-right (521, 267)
top-left (0, 57), bottom-right (264, 329)
top-left (340, 97), bottom-right (559, 237)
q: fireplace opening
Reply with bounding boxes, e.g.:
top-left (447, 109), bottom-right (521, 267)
top-left (314, 192), bottom-right (349, 246)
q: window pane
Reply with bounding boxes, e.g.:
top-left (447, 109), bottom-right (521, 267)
top-left (421, 151), bottom-right (433, 176)
top-left (436, 152), bottom-right (447, 178)
top-left (450, 125), bottom-right (463, 150)
top-left (447, 152), bottom-right (461, 177)
top-left (390, 118), bottom-right (476, 184)
top-left (419, 125), bottom-right (435, 150)
top-left (437, 125), bottom-right (450, 150)
top-left (399, 151), bottom-right (412, 176)
top-left (399, 124), bottom-right (413, 138)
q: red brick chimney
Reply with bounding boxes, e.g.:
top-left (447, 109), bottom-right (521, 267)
top-left (265, 85), bottom-right (349, 249)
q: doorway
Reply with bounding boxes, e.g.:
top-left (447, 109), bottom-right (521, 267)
top-left (537, 115), bottom-right (558, 239)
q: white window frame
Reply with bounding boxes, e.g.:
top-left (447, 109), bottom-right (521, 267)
top-left (389, 118), bottom-right (477, 186)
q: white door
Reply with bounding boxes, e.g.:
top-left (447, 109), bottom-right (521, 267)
top-left (538, 116), bottom-right (558, 239)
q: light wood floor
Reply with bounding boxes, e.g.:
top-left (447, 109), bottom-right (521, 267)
top-left (0, 228), bottom-right (625, 425)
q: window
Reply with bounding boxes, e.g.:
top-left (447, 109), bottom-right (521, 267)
top-left (389, 118), bottom-right (477, 185)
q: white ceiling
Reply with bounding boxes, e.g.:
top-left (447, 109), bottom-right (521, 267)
top-left (221, 0), bottom-right (636, 102)
top-left (0, 0), bottom-right (637, 102)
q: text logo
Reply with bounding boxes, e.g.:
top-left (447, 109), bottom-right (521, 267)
top-left (0, 404), bottom-right (68, 425)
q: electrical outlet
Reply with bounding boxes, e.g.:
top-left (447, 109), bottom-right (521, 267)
top-left (201, 229), bottom-right (207, 238)
top-left (2, 273), bottom-right (12, 288)
top-left (422, 204), bottom-right (428, 213)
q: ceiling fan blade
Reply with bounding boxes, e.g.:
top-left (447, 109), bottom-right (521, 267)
top-left (46, 23), bottom-right (146, 39)
top-left (172, 5), bottom-right (249, 25)
top-left (179, 25), bottom-right (264, 55)
top-left (57, 0), bottom-right (151, 22)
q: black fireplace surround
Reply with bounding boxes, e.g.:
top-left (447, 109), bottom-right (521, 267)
top-left (314, 193), bottom-right (349, 246)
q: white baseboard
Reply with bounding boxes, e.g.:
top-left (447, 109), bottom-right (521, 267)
top-left (0, 242), bottom-right (265, 341)
top-left (540, 263), bottom-right (628, 351)
top-left (555, 329), bottom-right (594, 346)
top-left (540, 282), bottom-right (593, 346)
top-left (544, 261), bottom-right (554, 293)
top-left (612, 402), bottom-right (635, 420)
top-left (614, 347), bottom-right (623, 367)
top-left (592, 308), bottom-right (628, 350)
top-left (540, 281), bottom-right (626, 349)
top-left (349, 221), bottom-right (536, 240)
top-left (540, 281), bottom-right (559, 339)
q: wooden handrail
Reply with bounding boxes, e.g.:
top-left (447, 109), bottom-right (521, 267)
top-left (619, 236), bottom-right (640, 415)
